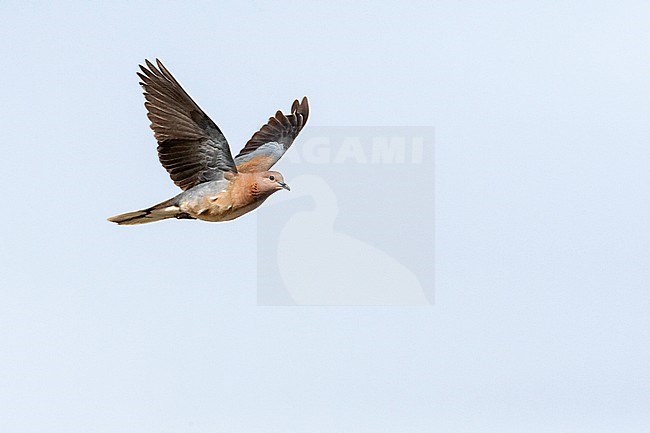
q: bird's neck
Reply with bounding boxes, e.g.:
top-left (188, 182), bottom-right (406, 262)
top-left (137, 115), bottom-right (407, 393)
top-left (249, 182), bottom-right (272, 200)
top-left (231, 173), bottom-right (273, 206)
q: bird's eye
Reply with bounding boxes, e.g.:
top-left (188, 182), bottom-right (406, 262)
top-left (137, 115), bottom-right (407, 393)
top-left (269, 175), bottom-right (275, 181)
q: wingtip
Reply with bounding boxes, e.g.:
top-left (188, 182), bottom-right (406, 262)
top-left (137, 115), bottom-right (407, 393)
top-left (291, 96), bottom-right (309, 115)
top-left (299, 96), bottom-right (309, 123)
top-left (138, 60), bottom-right (157, 79)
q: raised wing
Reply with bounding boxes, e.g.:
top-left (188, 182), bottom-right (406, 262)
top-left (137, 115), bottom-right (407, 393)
top-left (234, 97), bottom-right (309, 172)
top-left (138, 59), bottom-right (237, 191)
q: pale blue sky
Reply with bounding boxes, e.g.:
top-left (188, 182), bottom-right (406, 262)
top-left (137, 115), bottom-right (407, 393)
top-left (1, 1), bottom-right (650, 432)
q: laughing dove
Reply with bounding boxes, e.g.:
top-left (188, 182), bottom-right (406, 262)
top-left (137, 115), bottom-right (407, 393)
top-left (108, 59), bottom-right (309, 225)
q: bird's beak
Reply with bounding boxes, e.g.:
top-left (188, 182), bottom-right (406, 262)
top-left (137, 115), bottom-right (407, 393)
top-left (278, 181), bottom-right (290, 191)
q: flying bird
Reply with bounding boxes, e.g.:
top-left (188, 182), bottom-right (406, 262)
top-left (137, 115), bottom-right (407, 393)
top-left (108, 59), bottom-right (309, 225)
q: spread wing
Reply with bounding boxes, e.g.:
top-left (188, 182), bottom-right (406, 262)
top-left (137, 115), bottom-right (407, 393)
top-left (234, 97), bottom-right (309, 172)
top-left (138, 59), bottom-right (237, 191)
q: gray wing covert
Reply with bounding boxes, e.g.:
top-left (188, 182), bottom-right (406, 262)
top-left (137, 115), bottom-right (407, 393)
top-left (138, 59), bottom-right (237, 190)
top-left (234, 97), bottom-right (309, 172)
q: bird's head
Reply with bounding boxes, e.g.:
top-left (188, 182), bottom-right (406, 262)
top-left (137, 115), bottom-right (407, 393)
top-left (256, 171), bottom-right (290, 193)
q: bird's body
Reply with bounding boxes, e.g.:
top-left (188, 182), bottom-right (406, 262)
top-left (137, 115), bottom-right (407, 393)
top-left (108, 59), bottom-right (308, 225)
top-left (178, 172), bottom-right (284, 223)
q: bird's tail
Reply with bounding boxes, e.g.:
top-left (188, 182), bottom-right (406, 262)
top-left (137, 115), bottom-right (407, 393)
top-left (108, 198), bottom-right (184, 226)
